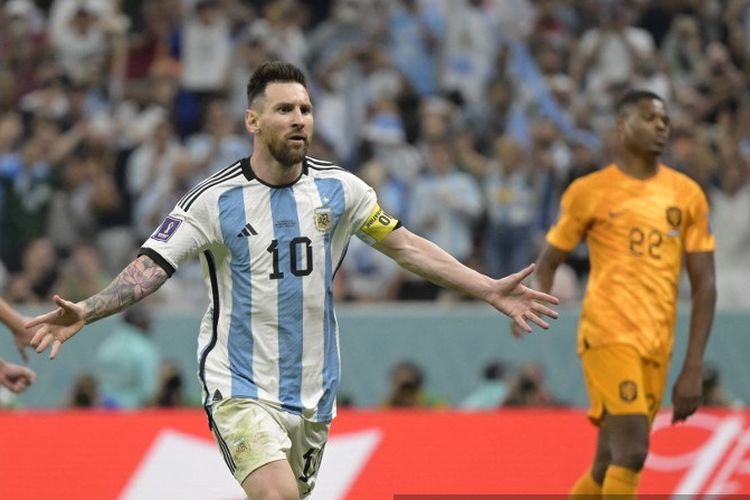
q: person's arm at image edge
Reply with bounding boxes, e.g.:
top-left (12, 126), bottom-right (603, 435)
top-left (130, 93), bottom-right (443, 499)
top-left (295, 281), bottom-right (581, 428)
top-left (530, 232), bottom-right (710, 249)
top-left (0, 298), bottom-right (34, 361)
top-left (25, 255), bottom-right (169, 359)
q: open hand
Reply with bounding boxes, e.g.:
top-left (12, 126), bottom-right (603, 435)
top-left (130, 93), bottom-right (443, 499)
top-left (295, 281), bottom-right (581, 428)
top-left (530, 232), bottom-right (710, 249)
top-left (490, 264), bottom-right (559, 335)
top-left (25, 295), bottom-right (86, 360)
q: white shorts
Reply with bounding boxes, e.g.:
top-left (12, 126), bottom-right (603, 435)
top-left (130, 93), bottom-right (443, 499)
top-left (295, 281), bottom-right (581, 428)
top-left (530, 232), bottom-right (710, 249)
top-left (209, 398), bottom-right (330, 498)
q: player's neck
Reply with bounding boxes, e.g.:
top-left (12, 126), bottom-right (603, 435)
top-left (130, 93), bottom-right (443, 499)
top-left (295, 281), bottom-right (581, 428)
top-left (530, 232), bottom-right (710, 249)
top-left (249, 148), bottom-right (304, 186)
top-left (615, 151), bottom-right (660, 180)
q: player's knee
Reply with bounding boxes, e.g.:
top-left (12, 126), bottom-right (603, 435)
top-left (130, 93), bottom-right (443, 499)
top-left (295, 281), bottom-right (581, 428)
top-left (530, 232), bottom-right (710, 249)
top-left (612, 443), bottom-right (649, 471)
top-left (243, 476), bottom-right (299, 500)
top-left (249, 487), bottom-right (299, 500)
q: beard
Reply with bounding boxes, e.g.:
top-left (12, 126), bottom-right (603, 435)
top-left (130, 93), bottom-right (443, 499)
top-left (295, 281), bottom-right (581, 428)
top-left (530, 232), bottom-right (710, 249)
top-left (268, 136), bottom-right (308, 167)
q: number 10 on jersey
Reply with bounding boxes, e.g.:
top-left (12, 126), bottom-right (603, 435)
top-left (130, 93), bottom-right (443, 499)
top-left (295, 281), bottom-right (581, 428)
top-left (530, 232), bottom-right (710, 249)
top-left (267, 237), bottom-right (314, 279)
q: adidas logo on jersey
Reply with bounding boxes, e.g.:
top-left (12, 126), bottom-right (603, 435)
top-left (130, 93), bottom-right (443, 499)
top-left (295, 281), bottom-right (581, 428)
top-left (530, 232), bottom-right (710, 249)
top-left (237, 222), bottom-right (257, 238)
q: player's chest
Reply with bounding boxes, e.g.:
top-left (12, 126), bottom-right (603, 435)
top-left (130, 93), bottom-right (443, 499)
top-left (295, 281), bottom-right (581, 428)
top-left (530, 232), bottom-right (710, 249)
top-left (591, 186), bottom-right (686, 257)
top-left (218, 184), bottom-right (345, 277)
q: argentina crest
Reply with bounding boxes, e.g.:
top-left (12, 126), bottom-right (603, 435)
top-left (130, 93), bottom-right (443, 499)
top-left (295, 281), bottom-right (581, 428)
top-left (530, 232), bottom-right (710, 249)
top-left (314, 203), bottom-right (333, 232)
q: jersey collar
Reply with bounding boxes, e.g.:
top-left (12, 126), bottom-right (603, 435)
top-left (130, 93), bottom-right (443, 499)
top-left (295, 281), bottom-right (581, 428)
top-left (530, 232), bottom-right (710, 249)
top-left (240, 157), bottom-right (309, 188)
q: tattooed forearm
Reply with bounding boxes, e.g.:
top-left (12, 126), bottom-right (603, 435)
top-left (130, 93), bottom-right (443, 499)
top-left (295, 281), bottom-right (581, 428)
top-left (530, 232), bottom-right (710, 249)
top-left (81, 256), bottom-right (169, 324)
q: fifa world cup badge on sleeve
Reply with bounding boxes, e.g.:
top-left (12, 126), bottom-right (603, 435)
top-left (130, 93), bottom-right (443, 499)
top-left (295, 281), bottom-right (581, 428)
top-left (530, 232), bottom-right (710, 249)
top-left (152, 215), bottom-right (183, 242)
top-left (314, 198), bottom-right (333, 233)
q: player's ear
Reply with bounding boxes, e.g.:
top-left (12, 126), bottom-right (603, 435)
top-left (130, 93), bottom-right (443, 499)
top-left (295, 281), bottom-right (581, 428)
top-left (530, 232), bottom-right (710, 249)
top-left (615, 110), bottom-right (627, 128)
top-left (616, 112), bottom-right (630, 138)
top-left (245, 108), bottom-right (260, 135)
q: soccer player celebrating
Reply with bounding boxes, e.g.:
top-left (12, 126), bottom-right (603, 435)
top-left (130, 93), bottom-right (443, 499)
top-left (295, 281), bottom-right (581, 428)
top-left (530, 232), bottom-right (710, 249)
top-left (27, 61), bottom-right (559, 499)
top-left (520, 90), bottom-right (716, 496)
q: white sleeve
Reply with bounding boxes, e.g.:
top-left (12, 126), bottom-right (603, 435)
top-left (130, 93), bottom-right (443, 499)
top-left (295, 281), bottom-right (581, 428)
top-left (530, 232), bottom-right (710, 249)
top-left (138, 200), bottom-right (215, 277)
top-left (344, 174), bottom-right (401, 245)
top-left (347, 175), bottom-right (379, 234)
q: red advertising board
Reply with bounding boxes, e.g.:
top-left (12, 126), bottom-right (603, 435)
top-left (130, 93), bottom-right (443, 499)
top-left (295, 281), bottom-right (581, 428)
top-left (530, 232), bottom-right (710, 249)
top-left (1, 409), bottom-right (748, 499)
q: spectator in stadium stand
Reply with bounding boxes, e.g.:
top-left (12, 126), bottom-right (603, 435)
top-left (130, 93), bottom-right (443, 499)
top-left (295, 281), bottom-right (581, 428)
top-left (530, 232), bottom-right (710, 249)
top-left (701, 362), bottom-right (744, 409)
top-left (502, 360), bottom-right (561, 407)
top-left (0, 127), bottom-right (55, 274)
top-left (710, 159), bottom-right (750, 310)
top-left (176, 0), bottom-right (232, 136)
top-left (26, 61), bottom-right (559, 500)
top-left (661, 15), bottom-right (704, 79)
top-left (48, 0), bottom-right (129, 96)
top-left (406, 136), bottom-right (482, 300)
top-left (382, 360), bottom-right (446, 408)
top-left (440, 0), bottom-right (503, 106)
top-left (94, 302), bottom-right (160, 409)
top-left (185, 97), bottom-right (250, 183)
top-left (0, 298), bottom-right (36, 394)
top-left (459, 134), bottom-right (542, 280)
top-left (571, 1), bottom-right (656, 105)
top-left (125, 118), bottom-right (185, 239)
top-left (459, 359), bottom-right (509, 410)
top-left (246, 0), bottom-right (308, 70)
top-left (385, 0), bottom-right (445, 97)
top-left (66, 372), bottom-right (98, 408)
top-left (1, 0), bottom-right (48, 102)
top-left (150, 359), bottom-right (188, 408)
top-left (4, 238), bottom-right (59, 304)
top-left (522, 90), bottom-right (716, 496)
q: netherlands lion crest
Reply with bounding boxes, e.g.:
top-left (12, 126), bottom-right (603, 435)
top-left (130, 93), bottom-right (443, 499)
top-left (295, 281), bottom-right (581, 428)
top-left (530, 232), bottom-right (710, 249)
top-left (666, 206), bottom-right (682, 237)
top-left (619, 380), bottom-right (638, 403)
top-left (666, 206), bottom-right (682, 228)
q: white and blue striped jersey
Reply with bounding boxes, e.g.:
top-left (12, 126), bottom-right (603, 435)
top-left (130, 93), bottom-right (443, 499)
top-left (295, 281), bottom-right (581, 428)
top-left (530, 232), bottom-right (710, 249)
top-left (139, 156), bottom-right (399, 422)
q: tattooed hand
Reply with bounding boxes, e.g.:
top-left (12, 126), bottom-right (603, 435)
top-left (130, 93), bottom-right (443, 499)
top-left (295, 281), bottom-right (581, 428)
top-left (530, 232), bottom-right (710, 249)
top-left (26, 256), bottom-right (168, 359)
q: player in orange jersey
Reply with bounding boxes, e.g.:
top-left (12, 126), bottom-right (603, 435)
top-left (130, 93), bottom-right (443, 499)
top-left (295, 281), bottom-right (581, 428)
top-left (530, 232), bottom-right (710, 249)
top-left (519, 90), bottom-right (717, 496)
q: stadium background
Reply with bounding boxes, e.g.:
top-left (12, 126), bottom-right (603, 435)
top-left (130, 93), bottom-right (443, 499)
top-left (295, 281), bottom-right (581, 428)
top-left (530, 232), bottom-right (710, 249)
top-left (1, 0), bottom-right (749, 497)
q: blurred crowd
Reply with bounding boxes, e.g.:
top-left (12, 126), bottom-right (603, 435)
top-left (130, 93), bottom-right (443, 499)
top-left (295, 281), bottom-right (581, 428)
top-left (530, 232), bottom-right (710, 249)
top-left (1, 0), bottom-right (750, 311)
top-left (372, 356), bottom-right (742, 410)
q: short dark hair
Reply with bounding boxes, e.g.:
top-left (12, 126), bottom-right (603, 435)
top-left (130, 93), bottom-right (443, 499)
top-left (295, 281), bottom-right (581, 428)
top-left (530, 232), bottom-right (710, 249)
top-left (246, 61), bottom-right (307, 107)
top-left (615, 89), bottom-right (664, 114)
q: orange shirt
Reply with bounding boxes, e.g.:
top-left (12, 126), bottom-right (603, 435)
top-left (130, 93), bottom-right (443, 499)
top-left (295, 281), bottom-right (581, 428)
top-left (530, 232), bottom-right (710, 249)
top-left (547, 164), bottom-right (715, 361)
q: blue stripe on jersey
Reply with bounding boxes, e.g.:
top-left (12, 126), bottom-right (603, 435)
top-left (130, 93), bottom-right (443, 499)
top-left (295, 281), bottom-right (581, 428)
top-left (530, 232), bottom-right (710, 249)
top-left (270, 187), bottom-right (304, 412)
top-left (313, 178), bottom-right (346, 419)
top-left (218, 187), bottom-right (257, 399)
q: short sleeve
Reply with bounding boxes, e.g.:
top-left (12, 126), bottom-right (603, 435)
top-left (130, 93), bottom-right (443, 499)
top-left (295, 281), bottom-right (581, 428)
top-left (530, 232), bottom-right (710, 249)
top-left (684, 185), bottom-right (716, 253)
top-left (344, 175), bottom-right (400, 245)
top-left (546, 179), bottom-right (591, 252)
top-left (138, 202), bottom-right (215, 276)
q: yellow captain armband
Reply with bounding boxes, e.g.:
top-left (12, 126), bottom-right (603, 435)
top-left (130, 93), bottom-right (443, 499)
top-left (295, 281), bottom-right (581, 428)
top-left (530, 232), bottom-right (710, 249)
top-left (357, 204), bottom-right (400, 244)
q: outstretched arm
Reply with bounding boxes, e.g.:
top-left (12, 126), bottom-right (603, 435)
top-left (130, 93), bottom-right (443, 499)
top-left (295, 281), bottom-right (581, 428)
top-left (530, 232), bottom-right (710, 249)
top-left (79, 255), bottom-right (168, 323)
top-left (672, 251), bottom-right (716, 424)
top-left (26, 255), bottom-right (169, 359)
top-left (374, 228), bottom-right (559, 333)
